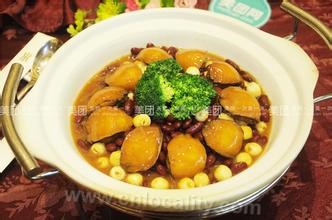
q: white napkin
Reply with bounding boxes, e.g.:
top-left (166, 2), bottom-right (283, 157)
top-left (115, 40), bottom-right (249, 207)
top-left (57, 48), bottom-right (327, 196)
top-left (0, 33), bottom-right (57, 173)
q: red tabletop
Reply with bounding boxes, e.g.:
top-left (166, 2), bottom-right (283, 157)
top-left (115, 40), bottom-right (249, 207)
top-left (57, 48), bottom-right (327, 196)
top-left (0, 0), bottom-right (331, 219)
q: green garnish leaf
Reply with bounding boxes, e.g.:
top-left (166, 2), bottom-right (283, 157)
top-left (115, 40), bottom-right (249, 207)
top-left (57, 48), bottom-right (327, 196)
top-left (161, 0), bottom-right (174, 7)
top-left (67, 9), bottom-right (88, 37)
top-left (96, 0), bottom-right (126, 22)
top-left (139, 0), bottom-right (151, 8)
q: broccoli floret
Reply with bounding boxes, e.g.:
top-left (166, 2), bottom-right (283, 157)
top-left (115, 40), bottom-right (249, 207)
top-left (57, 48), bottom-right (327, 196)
top-left (170, 74), bottom-right (216, 120)
top-left (135, 58), bottom-right (215, 121)
top-left (145, 58), bottom-right (182, 81)
top-left (159, 75), bottom-right (174, 101)
top-left (135, 59), bottom-right (181, 119)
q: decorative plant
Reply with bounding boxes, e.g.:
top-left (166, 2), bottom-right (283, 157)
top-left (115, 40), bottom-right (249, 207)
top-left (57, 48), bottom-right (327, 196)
top-left (67, 0), bottom-right (126, 36)
top-left (67, 0), bottom-right (197, 36)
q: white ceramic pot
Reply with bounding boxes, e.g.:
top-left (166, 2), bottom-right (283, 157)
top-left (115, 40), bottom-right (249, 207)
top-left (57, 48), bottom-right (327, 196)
top-left (13, 9), bottom-right (318, 213)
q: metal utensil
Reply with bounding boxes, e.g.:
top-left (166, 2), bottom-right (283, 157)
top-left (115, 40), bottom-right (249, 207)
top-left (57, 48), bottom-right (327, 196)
top-left (1, 63), bottom-right (61, 178)
top-left (16, 39), bottom-right (62, 101)
top-left (0, 38), bottom-right (62, 178)
top-left (1, 64), bottom-right (42, 177)
top-left (281, 0), bottom-right (331, 49)
top-left (314, 93), bottom-right (332, 103)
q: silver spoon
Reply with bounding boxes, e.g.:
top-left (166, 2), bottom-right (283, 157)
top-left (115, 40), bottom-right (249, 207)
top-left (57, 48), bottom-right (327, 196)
top-left (16, 39), bottom-right (62, 101)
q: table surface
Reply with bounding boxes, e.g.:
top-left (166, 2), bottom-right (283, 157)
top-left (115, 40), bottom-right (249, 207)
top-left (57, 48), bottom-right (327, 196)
top-left (0, 0), bottom-right (331, 219)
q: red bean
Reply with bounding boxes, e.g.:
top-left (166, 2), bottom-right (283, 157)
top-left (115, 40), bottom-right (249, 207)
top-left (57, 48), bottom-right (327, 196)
top-left (199, 66), bottom-right (208, 73)
top-left (171, 121), bottom-right (182, 131)
top-left (185, 122), bottom-right (204, 135)
top-left (234, 115), bottom-right (256, 126)
top-left (258, 95), bottom-right (270, 109)
top-left (171, 131), bottom-right (182, 138)
top-left (164, 135), bottom-right (171, 143)
top-left (252, 132), bottom-right (268, 145)
top-left (162, 141), bottom-right (168, 151)
top-left (77, 139), bottom-right (90, 150)
top-left (156, 164), bottom-right (168, 176)
top-left (239, 81), bottom-right (246, 89)
top-left (257, 136), bottom-right (268, 146)
top-left (100, 63), bottom-right (119, 76)
top-left (231, 162), bottom-right (248, 174)
top-left (223, 159), bottom-right (233, 167)
top-left (167, 47), bottom-right (178, 58)
top-left (260, 109), bottom-right (270, 122)
top-left (114, 137), bottom-right (124, 147)
top-left (161, 124), bottom-right (174, 132)
top-left (146, 43), bottom-right (155, 48)
top-left (193, 132), bottom-right (204, 142)
top-left (206, 154), bottom-right (216, 167)
top-left (158, 151), bottom-right (166, 164)
top-left (225, 59), bottom-right (241, 72)
top-left (161, 46), bottom-right (168, 52)
top-left (124, 99), bottom-right (135, 115)
top-left (130, 47), bottom-right (143, 56)
top-left (166, 114), bottom-right (176, 122)
top-left (182, 118), bottom-right (192, 129)
top-left (251, 130), bottom-right (260, 141)
top-left (215, 159), bottom-right (223, 166)
top-left (161, 121), bottom-right (182, 132)
top-left (106, 143), bottom-right (117, 153)
top-left (240, 71), bottom-right (253, 82)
